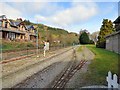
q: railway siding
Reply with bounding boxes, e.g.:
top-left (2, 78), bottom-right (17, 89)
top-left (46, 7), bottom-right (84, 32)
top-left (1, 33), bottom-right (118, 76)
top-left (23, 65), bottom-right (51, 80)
top-left (2, 47), bottom-right (72, 77)
top-left (2, 46), bottom-right (73, 88)
top-left (12, 47), bottom-right (76, 88)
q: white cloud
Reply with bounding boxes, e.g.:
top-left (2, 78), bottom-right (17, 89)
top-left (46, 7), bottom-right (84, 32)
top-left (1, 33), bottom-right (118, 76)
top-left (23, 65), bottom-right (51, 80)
top-left (35, 15), bottom-right (47, 22)
top-left (2, 2), bottom-right (64, 19)
top-left (0, 2), bottom-right (99, 33)
top-left (9, 2), bottom-right (48, 14)
top-left (35, 2), bottom-right (98, 28)
top-left (0, 2), bottom-right (23, 19)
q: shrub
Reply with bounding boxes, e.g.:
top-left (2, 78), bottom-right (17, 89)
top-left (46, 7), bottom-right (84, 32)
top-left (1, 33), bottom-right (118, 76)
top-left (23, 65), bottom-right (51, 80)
top-left (89, 40), bottom-right (95, 44)
top-left (96, 41), bottom-right (106, 48)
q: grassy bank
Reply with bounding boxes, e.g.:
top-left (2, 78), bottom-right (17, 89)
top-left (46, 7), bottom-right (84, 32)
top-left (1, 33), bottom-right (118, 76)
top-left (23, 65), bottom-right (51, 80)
top-left (83, 45), bottom-right (119, 85)
top-left (2, 40), bottom-right (37, 52)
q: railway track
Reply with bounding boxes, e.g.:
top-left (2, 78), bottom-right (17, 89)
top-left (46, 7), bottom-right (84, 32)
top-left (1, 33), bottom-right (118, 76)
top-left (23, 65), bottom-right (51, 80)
top-left (2, 47), bottom-right (73, 77)
top-left (1, 46), bottom-right (69, 64)
top-left (3, 47), bottom-right (74, 88)
top-left (51, 48), bottom-right (87, 88)
top-left (51, 60), bottom-right (86, 88)
top-left (2, 46), bottom-right (61, 60)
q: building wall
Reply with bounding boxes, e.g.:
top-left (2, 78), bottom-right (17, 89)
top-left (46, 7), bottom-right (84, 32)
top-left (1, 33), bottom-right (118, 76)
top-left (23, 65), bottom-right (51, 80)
top-left (106, 33), bottom-right (120, 54)
top-left (113, 35), bottom-right (118, 53)
top-left (25, 33), bottom-right (30, 40)
top-left (2, 21), bottom-right (6, 28)
top-left (106, 37), bottom-right (112, 51)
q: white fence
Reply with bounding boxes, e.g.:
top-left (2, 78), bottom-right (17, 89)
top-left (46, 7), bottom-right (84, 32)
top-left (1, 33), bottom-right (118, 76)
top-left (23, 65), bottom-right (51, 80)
top-left (106, 71), bottom-right (119, 88)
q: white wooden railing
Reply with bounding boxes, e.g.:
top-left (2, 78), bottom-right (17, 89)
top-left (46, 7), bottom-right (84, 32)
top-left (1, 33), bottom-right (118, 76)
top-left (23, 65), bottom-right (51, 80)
top-left (106, 71), bottom-right (119, 88)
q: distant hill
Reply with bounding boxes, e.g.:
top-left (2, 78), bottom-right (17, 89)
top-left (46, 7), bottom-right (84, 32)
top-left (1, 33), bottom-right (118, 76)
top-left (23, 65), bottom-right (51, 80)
top-left (24, 19), bottom-right (79, 45)
top-left (29, 22), bottom-right (79, 46)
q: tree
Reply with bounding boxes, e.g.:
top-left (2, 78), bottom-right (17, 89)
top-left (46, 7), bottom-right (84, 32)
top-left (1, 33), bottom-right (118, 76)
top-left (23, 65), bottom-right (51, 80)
top-left (91, 31), bottom-right (99, 44)
top-left (24, 20), bottom-right (32, 25)
top-left (79, 32), bottom-right (90, 44)
top-left (89, 40), bottom-right (95, 44)
top-left (96, 19), bottom-right (115, 48)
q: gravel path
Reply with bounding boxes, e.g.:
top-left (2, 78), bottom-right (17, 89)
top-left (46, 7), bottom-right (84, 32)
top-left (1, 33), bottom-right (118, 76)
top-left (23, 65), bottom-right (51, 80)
top-left (13, 47), bottom-right (75, 88)
top-left (2, 46), bottom-right (75, 88)
top-left (2, 47), bottom-right (72, 77)
top-left (14, 61), bottom-right (68, 88)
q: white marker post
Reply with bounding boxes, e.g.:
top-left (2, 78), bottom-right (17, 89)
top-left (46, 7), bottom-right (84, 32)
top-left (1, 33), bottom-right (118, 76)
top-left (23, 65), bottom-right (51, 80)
top-left (44, 42), bottom-right (49, 57)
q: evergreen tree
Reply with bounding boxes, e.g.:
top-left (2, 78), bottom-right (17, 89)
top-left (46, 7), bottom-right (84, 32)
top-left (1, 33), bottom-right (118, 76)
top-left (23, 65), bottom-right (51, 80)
top-left (79, 32), bottom-right (90, 44)
top-left (24, 20), bottom-right (32, 25)
top-left (96, 19), bottom-right (115, 48)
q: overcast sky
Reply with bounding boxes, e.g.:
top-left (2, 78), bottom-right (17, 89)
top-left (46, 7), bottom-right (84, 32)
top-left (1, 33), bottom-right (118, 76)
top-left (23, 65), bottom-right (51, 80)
top-left (0, 0), bottom-right (119, 33)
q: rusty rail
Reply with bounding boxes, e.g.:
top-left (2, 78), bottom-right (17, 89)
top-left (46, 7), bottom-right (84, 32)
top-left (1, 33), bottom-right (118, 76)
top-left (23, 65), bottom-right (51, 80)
top-left (52, 60), bottom-right (86, 88)
top-left (1, 45), bottom-right (68, 64)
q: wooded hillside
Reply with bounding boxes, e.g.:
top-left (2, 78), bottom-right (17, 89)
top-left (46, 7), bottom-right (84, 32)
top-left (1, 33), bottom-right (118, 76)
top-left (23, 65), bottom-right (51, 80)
top-left (34, 23), bottom-right (79, 46)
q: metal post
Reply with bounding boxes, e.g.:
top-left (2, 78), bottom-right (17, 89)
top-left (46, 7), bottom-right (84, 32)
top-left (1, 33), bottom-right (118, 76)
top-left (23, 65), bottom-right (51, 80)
top-left (36, 23), bottom-right (39, 58)
top-left (44, 26), bottom-right (48, 41)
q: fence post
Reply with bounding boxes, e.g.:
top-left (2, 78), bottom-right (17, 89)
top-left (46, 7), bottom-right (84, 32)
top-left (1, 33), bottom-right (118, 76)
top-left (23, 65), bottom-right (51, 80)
top-left (107, 71), bottom-right (112, 88)
top-left (113, 74), bottom-right (118, 88)
top-left (106, 71), bottom-right (118, 89)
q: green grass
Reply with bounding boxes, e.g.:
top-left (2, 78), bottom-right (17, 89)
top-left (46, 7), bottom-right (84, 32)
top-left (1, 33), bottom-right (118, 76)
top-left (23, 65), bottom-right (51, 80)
top-left (2, 41), bottom-right (36, 52)
top-left (83, 45), bottom-right (119, 85)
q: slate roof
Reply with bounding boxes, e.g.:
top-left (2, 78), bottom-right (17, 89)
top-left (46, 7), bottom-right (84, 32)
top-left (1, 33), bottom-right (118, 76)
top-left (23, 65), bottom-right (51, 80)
top-left (0, 15), bottom-right (6, 20)
top-left (113, 16), bottom-right (120, 24)
top-left (9, 20), bottom-right (22, 27)
top-left (25, 25), bottom-right (35, 30)
top-left (105, 30), bottom-right (120, 38)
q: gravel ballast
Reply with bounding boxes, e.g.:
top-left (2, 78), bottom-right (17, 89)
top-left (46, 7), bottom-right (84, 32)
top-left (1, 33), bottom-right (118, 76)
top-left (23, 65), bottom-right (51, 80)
top-left (2, 46), bottom-right (75, 88)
